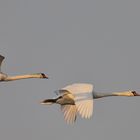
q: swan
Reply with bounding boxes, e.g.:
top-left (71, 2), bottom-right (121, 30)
top-left (0, 55), bottom-right (48, 81)
top-left (40, 83), bottom-right (140, 124)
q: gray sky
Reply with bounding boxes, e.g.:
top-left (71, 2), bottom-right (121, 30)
top-left (0, 0), bottom-right (140, 139)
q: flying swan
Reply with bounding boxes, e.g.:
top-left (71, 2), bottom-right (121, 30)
top-left (0, 54), bottom-right (48, 81)
top-left (41, 83), bottom-right (140, 124)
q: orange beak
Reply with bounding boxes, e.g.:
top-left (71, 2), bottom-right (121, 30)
top-left (41, 73), bottom-right (49, 79)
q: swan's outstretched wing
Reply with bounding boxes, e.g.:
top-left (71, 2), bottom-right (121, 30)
top-left (0, 55), bottom-right (5, 71)
top-left (76, 99), bottom-right (93, 119)
top-left (61, 105), bottom-right (77, 124)
top-left (54, 90), bottom-right (77, 123)
top-left (63, 83), bottom-right (94, 119)
top-left (63, 83), bottom-right (93, 95)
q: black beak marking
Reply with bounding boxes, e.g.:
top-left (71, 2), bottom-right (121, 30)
top-left (41, 73), bottom-right (48, 79)
top-left (132, 91), bottom-right (140, 96)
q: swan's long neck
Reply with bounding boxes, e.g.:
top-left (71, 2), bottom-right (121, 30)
top-left (4, 73), bottom-right (47, 81)
top-left (93, 91), bottom-right (136, 99)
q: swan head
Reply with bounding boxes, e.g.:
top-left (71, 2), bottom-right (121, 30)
top-left (39, 73), bottom-right (48, 79)
top-left (131, 91), bottom-right (140, 96)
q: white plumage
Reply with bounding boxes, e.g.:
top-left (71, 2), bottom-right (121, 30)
top-left (41, 83), bottom-right (94, 124)
top-left (41, 83), bottom-right (140, 124)
top-left (62, 83), bottom-right (93, 119)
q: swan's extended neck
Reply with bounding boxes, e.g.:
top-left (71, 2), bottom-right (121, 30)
top-left (4, 73), bottom-right (48, 81)
top-left (93, 91), bottom-right (140, 99)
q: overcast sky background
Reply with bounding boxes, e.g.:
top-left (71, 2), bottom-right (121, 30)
top-left (0, 0), bottom-right (140, 140)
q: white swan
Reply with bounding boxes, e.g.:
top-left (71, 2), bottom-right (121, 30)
top-left (41, 83), bottom-right (140, 124)
top-left (0, 55), bottom-right (48, 81)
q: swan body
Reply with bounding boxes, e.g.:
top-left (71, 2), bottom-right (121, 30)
top-left (0, 55), bottom-right (48, 81)
top-left (41, 83), bottom-right (93, 123)
top-left (41, 83), bottom-right (140, 124)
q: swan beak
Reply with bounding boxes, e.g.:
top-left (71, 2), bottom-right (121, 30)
top-left (40, 100), bottom-right (46, 104)
top-left (41, 73), bottom-right (49, 79)
top-left (132, 91), bottom-right (140, 96)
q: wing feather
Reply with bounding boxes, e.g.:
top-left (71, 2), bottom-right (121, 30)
top-left (55, 90), bottom-right (70, 96)
top-left (63, 83), bottom-right (93, 95)
top-left (58, 83), bottom-right (94, 122)
top-left (61, 105), bottom-right (77, 124)
top-left (0, 55), bottom-right (5, 71)
top-left (62, 83), bottom-right (94, 119)
top-left (76, 99), bottom-right (93, 119)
